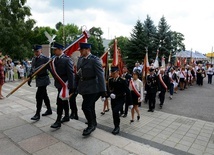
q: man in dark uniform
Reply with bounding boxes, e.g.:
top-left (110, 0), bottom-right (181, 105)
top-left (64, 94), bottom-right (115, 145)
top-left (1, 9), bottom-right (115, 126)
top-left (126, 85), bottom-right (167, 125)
top-left (145, 68), bottom-right (159, 112)
top-left (50, 42), bottom-right (74, 128)
top-left (121, 66), bottom-right (132, 117)
top-left (158, 69), bottom-right (169, 109)
top-left (108, 66), bottom-right (131, 135)
top-left (77, 42), bottom-right (106, 136)
top-left (28, 45), bottom-right (52, 121)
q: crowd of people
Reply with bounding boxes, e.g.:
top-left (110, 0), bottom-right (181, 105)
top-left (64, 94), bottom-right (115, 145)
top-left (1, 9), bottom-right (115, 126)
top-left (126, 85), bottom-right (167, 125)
top-left (0, 46), bottom-right (214, 138)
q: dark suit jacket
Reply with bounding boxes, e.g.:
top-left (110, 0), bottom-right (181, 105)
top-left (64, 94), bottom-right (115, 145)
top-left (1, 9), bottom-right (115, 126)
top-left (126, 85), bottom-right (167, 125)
top-left (52, 54), bottom-right (74, 90)
top-left (30, 54), bottom-right (50, 87)
top-left (77, 54), bottom-right (106, 95)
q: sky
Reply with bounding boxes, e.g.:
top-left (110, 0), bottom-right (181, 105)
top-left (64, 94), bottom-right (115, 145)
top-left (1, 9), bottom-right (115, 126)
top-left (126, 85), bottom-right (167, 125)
top-left (26, 0), bottom-right (214, 54)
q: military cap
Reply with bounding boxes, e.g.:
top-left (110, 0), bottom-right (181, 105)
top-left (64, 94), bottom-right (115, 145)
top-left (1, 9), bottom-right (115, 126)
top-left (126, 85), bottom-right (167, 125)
top-left (51, 42), bottom-right (64, 50)
top-left (79, 42), bottom-right (92, 50)
top-left (111, 66), bottom-right (119, 72)
top-left (33, 45), bottom-right (42, 51)
top-left (149, 67), bottom-right (155, 72)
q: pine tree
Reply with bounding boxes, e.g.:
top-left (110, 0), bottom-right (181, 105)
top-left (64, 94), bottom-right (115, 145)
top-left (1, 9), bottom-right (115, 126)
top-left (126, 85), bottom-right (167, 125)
top-left (143, 15), bottom-right (157, 60)
top-left (127, 20), bottom-right (146, 69)
top-left (156, 16), bottom-right (172, 60)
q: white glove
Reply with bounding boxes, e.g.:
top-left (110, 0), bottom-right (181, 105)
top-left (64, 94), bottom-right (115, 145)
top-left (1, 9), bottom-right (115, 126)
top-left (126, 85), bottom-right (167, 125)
top-left (101, 97), bottom-right (106, 102)
top-left (110, 93), bottom-right (116, 99)
top-left (144, 91), bottom-right (147, 94)
top-left (158, 91), bottom-right (161, 94)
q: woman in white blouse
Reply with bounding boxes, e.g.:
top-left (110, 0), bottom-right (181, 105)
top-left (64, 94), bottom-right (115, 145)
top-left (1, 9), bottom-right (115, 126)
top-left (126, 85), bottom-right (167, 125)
top-left (129, 71), bottom-right (143, 123)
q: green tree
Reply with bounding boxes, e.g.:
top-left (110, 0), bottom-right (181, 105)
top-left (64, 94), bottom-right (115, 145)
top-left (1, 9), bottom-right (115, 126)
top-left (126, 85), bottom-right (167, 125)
top-left (108, 36), bottom-right (129, 60)
top-left (155, 16), bottom-right (172, 59)
top-left (56, 23), bottom-right (81, 46)
top-left (30, 26), bottom-right (57, 45)
top-left (55, 21), bottom-right (63, 30)
top-left (0, 0), bottom-right (35, 60)
top-left (88, 27), bottom-right (105, 57)
top-left (171, 31), bottom-right (185, 53)
top-left (126, 20), bottom-right (146, 68)
top-left (142, 15), bottom-right (158, 59)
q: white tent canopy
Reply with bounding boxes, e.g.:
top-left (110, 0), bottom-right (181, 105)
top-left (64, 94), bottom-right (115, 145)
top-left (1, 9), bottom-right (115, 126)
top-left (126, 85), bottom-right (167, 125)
top-left (174, 50), bottom-right (207, 59)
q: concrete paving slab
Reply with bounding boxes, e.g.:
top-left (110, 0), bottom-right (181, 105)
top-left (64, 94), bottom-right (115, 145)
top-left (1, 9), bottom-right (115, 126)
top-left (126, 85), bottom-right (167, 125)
top-left (0, 138), bottom-right (29, 155)
top-left (0, 117), bottom-right (27, 131)
top-left (4, 124), bottom-right (43, 142)
top-left (33, 142), bottom-right (84, 155)
top-left (18, 133), bottom-right (58, 154)
top-left (101, 145), bottom-right (132, 155)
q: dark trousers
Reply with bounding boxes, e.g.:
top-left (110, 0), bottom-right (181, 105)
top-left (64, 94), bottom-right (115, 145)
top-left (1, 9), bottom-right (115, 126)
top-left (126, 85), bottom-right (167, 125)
top-left (82, 93), bottom-right (100, 127)
top-left (56, 89), bottom-right (69, 121)
top-left (159, 91), bottom-right (166, 106)
top-left (148, 93), bottom-right (156, 110)
top-left (123, 97), bottom-right (129, 115)
top-left (35, 86), bottom-right (51, 114)
top-left (69, 93), bottom-right (78, 112)
top-left (169, 83), bottom-right (174, 96)
top-left (111, 98), bottom-right (125, 127)
top-left (208, 75), bottom-right (213, 84)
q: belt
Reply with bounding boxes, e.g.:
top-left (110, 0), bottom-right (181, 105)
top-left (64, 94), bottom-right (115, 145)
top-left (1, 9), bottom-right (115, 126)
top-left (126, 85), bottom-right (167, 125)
top-left (81, 76), bottom-right (96, 81)
top-left (37, 74), bottom-right (48, 77)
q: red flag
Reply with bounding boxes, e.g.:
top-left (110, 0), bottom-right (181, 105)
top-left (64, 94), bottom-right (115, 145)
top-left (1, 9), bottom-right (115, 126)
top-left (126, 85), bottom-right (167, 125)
top-left (117, 49), bottom-right (124, 75)
top-left (100, 51), bottom-right (109, 80)
top-left (142, 51), bottom-right (149, 78)
top-left (112, 39), bottom-right (118, 66)
top-left (63, 31), bottom-right (89, 56)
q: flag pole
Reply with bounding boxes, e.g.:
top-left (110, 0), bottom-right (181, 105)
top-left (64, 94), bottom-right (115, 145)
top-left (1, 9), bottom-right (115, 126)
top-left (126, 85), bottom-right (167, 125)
top-left (6, 59), bottom-right (53, 98)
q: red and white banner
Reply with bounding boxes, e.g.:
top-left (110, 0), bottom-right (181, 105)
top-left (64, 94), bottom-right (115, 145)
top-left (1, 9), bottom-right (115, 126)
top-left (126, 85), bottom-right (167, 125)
top-left (63, 31), bottom-right (89, 57)
top-left (50, 59), bottom-right (69, 100)
top-left (142, 51), bottom-right (149, 78)
top-left (112, 39), bottom-right (118, 66)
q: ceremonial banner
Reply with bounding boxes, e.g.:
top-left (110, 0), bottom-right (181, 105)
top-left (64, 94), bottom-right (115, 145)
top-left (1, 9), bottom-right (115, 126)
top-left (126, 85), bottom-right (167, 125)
top-left (64, 31), bottom-right (89, 56)
top-left (112, 39), bottom-right (118, 66)
top-left (142, 51), bottom-right (149, 78)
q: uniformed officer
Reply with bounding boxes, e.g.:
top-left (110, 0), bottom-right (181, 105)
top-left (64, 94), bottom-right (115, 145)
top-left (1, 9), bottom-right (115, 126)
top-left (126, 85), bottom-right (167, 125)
top-left (121, 66), bottom-right (132, 117)
top-left (50, 42), bottom-right (74, 128)
top-left (77, 42), bottom-right (106, 136)
top-left (28, 45), bottom-right (52, 121)
top-left (108, 66), bottom-right (131, 135)
top-left (145, 68), bottom-right (159, 112)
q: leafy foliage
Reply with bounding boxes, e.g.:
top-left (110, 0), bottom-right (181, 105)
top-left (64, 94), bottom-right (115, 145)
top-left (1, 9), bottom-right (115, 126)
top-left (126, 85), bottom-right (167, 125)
top-left (0, 0), bottom-right (35, 60)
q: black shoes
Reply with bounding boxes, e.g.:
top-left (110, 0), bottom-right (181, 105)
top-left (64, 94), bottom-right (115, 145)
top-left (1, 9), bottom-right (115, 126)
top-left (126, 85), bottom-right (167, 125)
top-left (159, 105), bottom-right (163, 109)
top-left (42, 110), bottom-right (52, 116)
top-left (112, 127), bottom-right (120, 135)
top-left (105, 109), bottom-right (110, 112)
top-left (69, 113), bottom-right (79, 120)
top-left (61, 116), bottom-right (70, 123)
top-left (70, 112), bottom-right (79, 120)
top-left (147, 109), bottom-right (154, 112)
top-left (50, 121), bottom-right (61, 128)
top-left (82, 126), bottom-right (95, 136)
top-left (100, 112), bottom-right (105, 115)
top-left (31, 114), bottom-right (40, 120)
top-left (130, 120), bottom-right (134, 124)
top-left (122, 114), bottom-right (127, 118)
top-left (137, 115), bottom-right (140, 120)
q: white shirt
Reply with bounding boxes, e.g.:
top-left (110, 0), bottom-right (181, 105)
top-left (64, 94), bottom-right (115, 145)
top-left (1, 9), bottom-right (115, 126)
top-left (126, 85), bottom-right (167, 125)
top-left (129, 78), bottom-right (143, 92)
top-left (207, 67), bottom-right (214, 75)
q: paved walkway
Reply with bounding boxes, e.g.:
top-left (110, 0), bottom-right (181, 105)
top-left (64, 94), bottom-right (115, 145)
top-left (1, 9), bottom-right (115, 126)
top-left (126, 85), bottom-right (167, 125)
top-left (1, 79), bottom-right (214, 155)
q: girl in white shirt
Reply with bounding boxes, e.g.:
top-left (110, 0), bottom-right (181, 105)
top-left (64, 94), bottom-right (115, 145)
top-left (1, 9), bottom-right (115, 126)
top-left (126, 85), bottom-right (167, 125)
top-left (129, 71), bottom-right (143, 123)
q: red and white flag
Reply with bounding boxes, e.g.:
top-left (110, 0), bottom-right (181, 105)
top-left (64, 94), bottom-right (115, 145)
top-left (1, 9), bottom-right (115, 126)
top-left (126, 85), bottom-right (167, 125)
top-left (142, 51), bottom-right (149, 78)
top-left (112, 39), bottom-right (118, 66)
